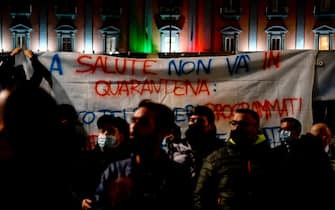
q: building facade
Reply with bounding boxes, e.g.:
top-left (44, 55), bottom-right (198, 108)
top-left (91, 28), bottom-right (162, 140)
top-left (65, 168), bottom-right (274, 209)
top-left (0, 0), bottom-right (335, 55)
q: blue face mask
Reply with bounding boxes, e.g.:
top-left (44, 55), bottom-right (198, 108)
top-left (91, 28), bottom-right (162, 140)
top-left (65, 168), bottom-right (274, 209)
top-left (105, 135), bottom-right (117, 148)
top-left (279, 130), bottom-right (291, 143)
top-left (97, 134), bottom-right (116, 150)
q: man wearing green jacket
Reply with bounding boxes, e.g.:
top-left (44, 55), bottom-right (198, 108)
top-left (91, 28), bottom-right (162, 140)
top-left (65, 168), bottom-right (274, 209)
top-left (193, 108), bottom-right (272, 210)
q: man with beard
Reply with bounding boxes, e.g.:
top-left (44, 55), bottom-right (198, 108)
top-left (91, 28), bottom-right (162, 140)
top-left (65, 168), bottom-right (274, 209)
top-left (82, 99), bottom-right (193, 210)
top-left (193, 108), bottom-right (272, 210)
top-left (184, 105), bottom-right (224, 186)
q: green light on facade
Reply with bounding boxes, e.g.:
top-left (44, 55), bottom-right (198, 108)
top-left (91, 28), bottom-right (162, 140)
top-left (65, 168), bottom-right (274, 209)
top-left (129, 20), bottom-right (153, 53)
top-left (129, 0), bottom-right (153, 53)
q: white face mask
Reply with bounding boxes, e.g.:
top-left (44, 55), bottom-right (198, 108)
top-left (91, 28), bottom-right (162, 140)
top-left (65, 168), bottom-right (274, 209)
top-left (325, 144), bottom-right (330, 153)
top-left (97, 134), bottom-right (116, 150)
top-left (279, 130), bottom-right (291, 143)
top-left (161, 136), bottom-right (170, 154)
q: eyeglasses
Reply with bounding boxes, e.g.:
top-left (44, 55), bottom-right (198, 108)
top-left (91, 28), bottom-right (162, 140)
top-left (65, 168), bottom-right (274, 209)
top-left (229, 120), bottom-right (256, 127)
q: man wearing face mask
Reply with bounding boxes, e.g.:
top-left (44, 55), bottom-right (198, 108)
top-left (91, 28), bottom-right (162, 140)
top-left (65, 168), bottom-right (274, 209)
top-left (184, 105), bottom-right (225, 188)
top-left (276, 121), bottom-right (335, 210)
top-left (193, 108), bottom-right (272, 210)
top-left (269, 117), bottom-right (302, 180)
top-left (95, 115), bottom-right (132, 165)
top-left (78, 115), bottom-right (132, 210)
top-left (278, 117), bottom-right (302, 152)
top-left (266, 117), bottom-right (303, 209)
top-left (96, 116), bottom-right (117, 152)
top-left (82, 99), bottom-right (194, 210)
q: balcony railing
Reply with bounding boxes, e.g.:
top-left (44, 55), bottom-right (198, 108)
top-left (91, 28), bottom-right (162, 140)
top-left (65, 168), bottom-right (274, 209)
top-left (265, 6), bottom-right (288, 20)
top-left (10, 4), bottom-right (32, 18)
top-left (219, 7), bottom-right (242, 20)
top-left (101, 7), bottom-right (122, 19)
top-left (55, 5), bottom-right (77, 19)
top-left (159, 7), bottom-right (181, 20)
top-left (313, 6), bottom-right (335, 18)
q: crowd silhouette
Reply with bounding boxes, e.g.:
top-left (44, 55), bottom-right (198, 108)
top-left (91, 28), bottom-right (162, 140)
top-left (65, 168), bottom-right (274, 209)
top-left (1, 49), bottom-right (335, 210)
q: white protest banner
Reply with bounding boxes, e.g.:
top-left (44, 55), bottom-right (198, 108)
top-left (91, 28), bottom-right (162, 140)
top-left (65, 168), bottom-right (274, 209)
top-left (35, 50), bottom-right (317, 146)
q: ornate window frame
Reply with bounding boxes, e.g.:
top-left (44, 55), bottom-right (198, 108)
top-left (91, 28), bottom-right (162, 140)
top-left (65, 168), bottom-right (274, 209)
top-left (220, 26), bottom-right (241, 54)
top-left (159, 25), bottom-right (181, 53)
top-left (100, 26), bottom-right (120, 54)
top-left (312, 25), bottom-right (335, 51)
top-left (55, 25), bottom-right (77, 52)
top-left (265, 26), bottom-right (288, 50)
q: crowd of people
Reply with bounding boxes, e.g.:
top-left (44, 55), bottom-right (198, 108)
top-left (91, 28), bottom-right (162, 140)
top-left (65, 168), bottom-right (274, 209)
top-left (1, 49), bottom-right (335, 210)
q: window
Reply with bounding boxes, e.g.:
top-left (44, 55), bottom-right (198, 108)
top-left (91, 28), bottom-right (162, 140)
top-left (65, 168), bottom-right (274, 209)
top-left (266, 0), bottom-right (288, 20)
top-left (62, 36), bottom-right (72, 52)
top-left (223, 0), bottom-right (237, 13)
top-left (55, 0), bottom-right (77, 52)
top-left (101, 0), bottom-right (121, 19)
top-left (224, 37), bottom-right (235, 52)
top-left (265, 26), bottom-right (288, 50)
top-left (220, 0), bottom-right (241, 20)
top-left (313, 25), bottom-right (335, 51)
top-left (10, 24), bottom-right (32, 49)
top-left (55, 0), bottom-right (76, 52)
top-left (10, 1), bottom-right (32, 16)
top-left (270, 0), bottom-right (280, 12)
top-left (319, 35), bottom-right (329, 50)
top-left (160, 25), bottom-right (180, 52)
top-left (270, 35), bottom-right (281, 50)
top-left (56, 25), bottom-right (76, 52)
top-left (163, 35), bottom-right (177, 52)
top-left (104, 35), bottom-right (120, 54)
top-left (106, 36), bottom-right (117, 53)
top-left (320, 0), bottom-right (331, 12)
top-left (161, 31), bottom-right (179, 52)
top-left (100, 26), bottom-right (120, 54)
top-left (268, 35), bottom-right (283, 50)
top-left (15, 34), bottom-right (27, 49)
top-left (55, 0), bottom-right (77, 16)
top-left (223, 36), bottom-right (235, 52)
top-left (220, 26), bottom-right (241, 54)
top-left (313, 0), bottom-right (335, 16)
top-left (9, 2), bottom-right (32, 50)
top-left (158, 0), bottom-right (182, 20)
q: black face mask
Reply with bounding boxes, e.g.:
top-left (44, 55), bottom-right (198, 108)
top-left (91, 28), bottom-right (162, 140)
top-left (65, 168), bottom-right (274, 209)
top-left (186, 121), bottom-right (206, 135)
top-left (229, 129), bottom-right (250, 146)
top-left (185, 123), bottom-right (206, 147)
